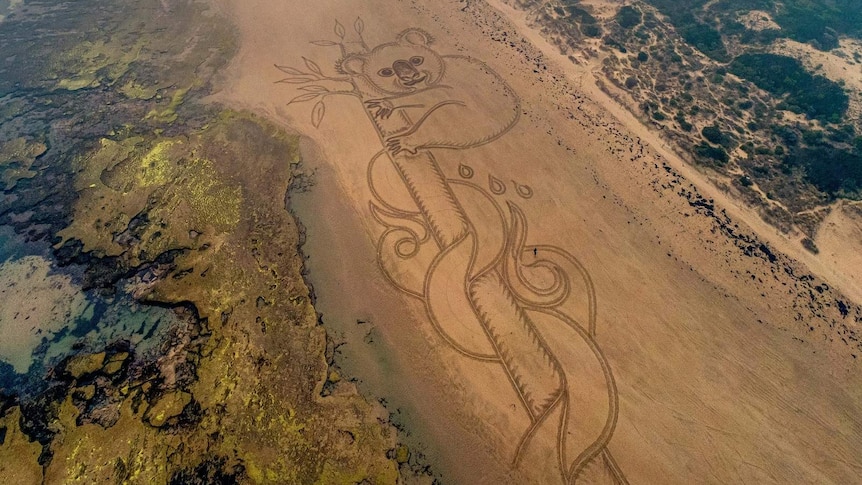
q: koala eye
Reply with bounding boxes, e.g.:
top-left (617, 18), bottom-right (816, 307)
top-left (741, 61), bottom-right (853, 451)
top-left (378, 67), bottom-right (395, 77)
top-left (410, 56), bottom-right (424, 66)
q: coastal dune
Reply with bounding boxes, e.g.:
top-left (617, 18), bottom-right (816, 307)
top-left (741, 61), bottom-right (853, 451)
top-left (215, 0), bottom-right (862, 482)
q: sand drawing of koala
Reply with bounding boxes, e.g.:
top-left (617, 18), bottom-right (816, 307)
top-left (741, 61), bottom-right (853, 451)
top-left (337, 28), bottom-right (520, 155)
top-left (278, 24), bottom-right (628, 483)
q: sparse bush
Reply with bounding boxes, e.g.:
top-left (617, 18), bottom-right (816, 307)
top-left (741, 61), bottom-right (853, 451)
top-left (674, 112), bottom-right (693, 131)
top-left (802, 237), bottom-right (820, 254)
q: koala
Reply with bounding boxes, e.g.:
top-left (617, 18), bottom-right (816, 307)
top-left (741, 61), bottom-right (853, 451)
top-left (338, 28), bottom-right (520, 155)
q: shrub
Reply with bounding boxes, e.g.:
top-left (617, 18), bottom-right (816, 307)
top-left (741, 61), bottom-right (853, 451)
top-left (581, 23), bottom-right (602, 38)
top-left (729, 53), bottom-right (848, 123)
top-left (702, 125), bottom-right (725, 145)
top-left (674, 112), bottom-right (693, 131)
top-left (785, 146), bottom-right (862, 196)
top-left (616, 5), bottom-right (642, 28)
top-left (695, 142), bottom-right (729, 164)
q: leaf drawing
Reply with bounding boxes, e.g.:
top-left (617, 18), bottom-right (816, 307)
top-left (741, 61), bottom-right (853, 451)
top-left (274, 64), bottom-right (305, 75)
top-left (334, 20), bottom-right (345, 39)
top-left (302, 57), bottom-right (323, 75)
top-left (276, 77), bottom-right (318, 84)
top-left (354, 17), bottom-right (365, 34)
top-left (299, 85), bottom-right (329, 93)
top-left (311, 40), bottom-right (338, 46)
top-left (287, 93), bottom-right (321, 105)
top-left (311, 101), bottom-right (326, 128)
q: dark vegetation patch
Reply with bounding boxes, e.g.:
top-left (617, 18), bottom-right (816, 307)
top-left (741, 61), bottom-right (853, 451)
top-left (645, 0), bottom-right (862, 52)
top-left (616, 5), bottom-right (642, 29)
top-left (695, 142), bottom-right (730, 164)
top-left (702, 124), bottom-right (733, 147)
top-left (558, 1), bottom-right (602, 37)
top-left (772, 0), bottom-right (862, 50)
top-left (785, 147), bottom-right (862, 197)
top-left (638, 0), bottom-right (729, 61)
top-left (728, 53), bottom-right (848, 123)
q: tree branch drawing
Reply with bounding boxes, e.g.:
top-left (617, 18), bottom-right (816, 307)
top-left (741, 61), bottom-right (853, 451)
top-left (273, 18), bottom-right (369, 127)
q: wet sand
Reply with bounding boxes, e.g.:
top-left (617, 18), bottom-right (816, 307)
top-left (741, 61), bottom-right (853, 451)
top-left (289, 140), bottom-right (517, 484)
top-left (214, 0), bottom-right (862, 482)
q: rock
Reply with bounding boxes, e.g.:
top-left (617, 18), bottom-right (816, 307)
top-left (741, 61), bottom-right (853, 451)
top-left (102, 352), bottom-right (129, 374)
top-left (395, 444), bottom-right (410, 464)
top-left (74, 385), bottom-right (96, 401)
top-left (102, 361), bottom-right (123, 375)
top-left (108, 352), bottom-right (129, 363)
top-left (145, 391), bottom-right (192, 427)
top-left (64, 352), bottom-right (106, 379)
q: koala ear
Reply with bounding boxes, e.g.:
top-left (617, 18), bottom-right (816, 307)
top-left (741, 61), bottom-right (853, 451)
top-left (338, 54), bottom-right (366, 75)
top-left (397, 28), bottom-right (434, 47)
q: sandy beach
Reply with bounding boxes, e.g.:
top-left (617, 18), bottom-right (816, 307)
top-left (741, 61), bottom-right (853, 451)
top-left (214, 0), bottom-right (862, 482)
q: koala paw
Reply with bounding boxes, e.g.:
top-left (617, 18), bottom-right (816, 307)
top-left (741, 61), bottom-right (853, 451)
top-left (385, 135), bottom-right (420, 156)
top-left (365, 99), bottom-right (395, 120)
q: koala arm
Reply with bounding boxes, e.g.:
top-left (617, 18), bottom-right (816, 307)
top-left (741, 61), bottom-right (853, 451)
top-left (384, 100), bottom-right (466, 155)
top-left (365, 84), bottom-right (457, 119)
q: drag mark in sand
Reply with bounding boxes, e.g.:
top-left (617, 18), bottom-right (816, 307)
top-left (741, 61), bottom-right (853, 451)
top-left (278, 20), bottom-right (627, 484)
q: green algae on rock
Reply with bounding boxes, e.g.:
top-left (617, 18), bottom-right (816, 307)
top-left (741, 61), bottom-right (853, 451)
top-left (63, 352), bottom-right (107, 380)
top-left (2, 111), bottom-right (404, 484)
top-left (0, 137), bottom-right (45, 190)
top-left (144, 390), bottom-right (192, 427)
top-left (0, 407), bottom-right (42, 483)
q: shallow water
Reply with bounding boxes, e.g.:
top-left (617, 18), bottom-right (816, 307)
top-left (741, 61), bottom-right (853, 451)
top-left (0, 226), bottom-right (181, 395)
top-left (0, 0), bottom-right (20, 22)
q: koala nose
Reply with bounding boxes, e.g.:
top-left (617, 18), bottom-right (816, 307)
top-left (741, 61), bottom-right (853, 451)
top-left (393, 60), bottom-right (420, 80)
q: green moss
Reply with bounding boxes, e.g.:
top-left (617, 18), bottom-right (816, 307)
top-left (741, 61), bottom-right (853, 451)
top-left (0, 137), bottom-right (47, 189)
top-left (119, 80), bottom-right (158, 100)
top-left (53, 39), bottom-right (143, 91)
top-left (64, 352), bottom-right (106, 379)
top-left (145, 87), bottom-right (190, 124)
top-left (0, 408), bottom-right (43, 483)
top-left (145, 391), bottom-right (192, 427)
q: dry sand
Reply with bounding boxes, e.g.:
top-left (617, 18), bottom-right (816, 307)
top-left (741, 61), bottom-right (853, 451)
top-left (213, 0), bottom-right (862, 482)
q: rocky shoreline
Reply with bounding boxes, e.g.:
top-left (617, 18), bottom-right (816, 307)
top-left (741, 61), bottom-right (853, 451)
top-left (0, 1), bottom-right (430, 482)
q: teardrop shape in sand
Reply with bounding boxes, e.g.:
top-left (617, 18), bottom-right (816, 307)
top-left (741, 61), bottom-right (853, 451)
top-left (489, 175), bottom-right (506, 195)
top-left (515, 182), bottom-right (534, 199)
top-left (458, 163), bottom-right (475, 179)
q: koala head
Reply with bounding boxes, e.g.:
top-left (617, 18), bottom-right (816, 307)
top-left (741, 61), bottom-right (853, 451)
top-left (339, 28), bottom-right (445, 95)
